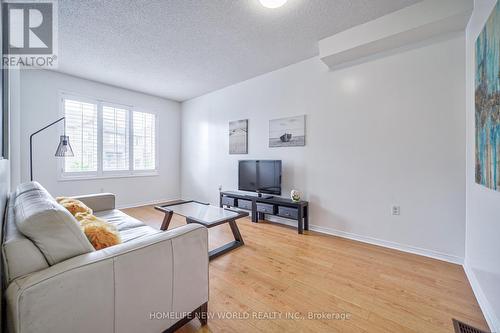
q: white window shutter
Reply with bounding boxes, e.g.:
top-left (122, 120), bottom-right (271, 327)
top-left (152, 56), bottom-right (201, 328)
top-left (64, 99), bottom-right (98, 173)
top-left (133, 111), bottom-right (156, 170)
top-left (102, 105), bottom-right (130, 171)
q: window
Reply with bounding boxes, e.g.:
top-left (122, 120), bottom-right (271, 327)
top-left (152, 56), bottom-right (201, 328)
top-left (63, 99), bottom-right (98, 173)
top-left (102, 105), bottom-right (129, 171)
top-left (62, 95), bottom-right (157, 178)
top-left (133, 111), bottom-right (156, 170)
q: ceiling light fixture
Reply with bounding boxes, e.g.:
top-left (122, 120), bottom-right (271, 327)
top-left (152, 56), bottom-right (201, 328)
top-left (259, 0), bottom-right (288, 9)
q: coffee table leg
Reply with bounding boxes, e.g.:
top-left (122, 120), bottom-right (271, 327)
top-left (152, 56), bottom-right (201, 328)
top-left (161, 211), bottom-right (174, 231)
top-left (228, 219), bottom-right (244, 244)
top-left (198, 219), bottom-right (244, 260)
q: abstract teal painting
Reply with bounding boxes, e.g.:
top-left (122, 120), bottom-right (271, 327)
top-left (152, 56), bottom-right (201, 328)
top-left (476, 2), bottom-right (500, 191)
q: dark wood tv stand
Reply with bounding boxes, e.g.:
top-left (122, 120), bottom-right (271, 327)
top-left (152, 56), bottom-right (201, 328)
top-left (219, 191), bottom-right (309, 234)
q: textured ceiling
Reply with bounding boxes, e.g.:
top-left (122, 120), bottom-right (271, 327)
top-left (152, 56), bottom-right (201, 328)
top-left (56, 0), bottom-right (420, 101)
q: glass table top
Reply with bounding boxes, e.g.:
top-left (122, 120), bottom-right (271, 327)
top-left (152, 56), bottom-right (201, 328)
top-left (159, 201), bottom-right (243, 225)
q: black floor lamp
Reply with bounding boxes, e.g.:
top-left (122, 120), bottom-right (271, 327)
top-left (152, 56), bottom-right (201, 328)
top-left (29, 117), bottom-right (74, 181)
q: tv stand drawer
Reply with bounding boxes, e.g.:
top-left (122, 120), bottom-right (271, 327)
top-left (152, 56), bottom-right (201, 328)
top-left (278, 206), bottom-right (298, 219)
top-left (256, 203), bottom-right (275, 214)
top-left (221, 196), bottom-right (235, 207)
top-left (237, 199), bottom-right (252, 210)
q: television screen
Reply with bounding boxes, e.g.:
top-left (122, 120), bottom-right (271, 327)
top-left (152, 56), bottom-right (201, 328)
top-left (238, 160), bottom-right (282, 195)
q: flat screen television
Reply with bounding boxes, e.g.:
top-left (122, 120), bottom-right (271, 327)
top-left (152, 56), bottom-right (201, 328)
top-left (238, 160), bottom-right (282, 196)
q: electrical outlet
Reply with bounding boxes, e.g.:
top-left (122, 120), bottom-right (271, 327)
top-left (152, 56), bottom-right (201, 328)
top-left (392, 206), bottom-right (400, 216)
top-left (100, 188), bottom-right (104, 193)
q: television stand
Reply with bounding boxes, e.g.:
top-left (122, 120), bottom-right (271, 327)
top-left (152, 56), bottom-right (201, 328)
top-left (219, 191), bottom-right (309, 234)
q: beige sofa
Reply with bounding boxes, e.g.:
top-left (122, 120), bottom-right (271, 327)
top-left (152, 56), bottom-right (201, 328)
top-left (1, 182), bottom-right (209, 333)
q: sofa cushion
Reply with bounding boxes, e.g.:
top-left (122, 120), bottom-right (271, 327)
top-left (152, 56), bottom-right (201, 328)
top-left (14, 185), bottom-right (94, 265)
top-left (94, 209), bottom-right (146, 231)
top-left (2, 194), bottom-right (49, 284)
top-left (94, 209), bottom-right (160, 243)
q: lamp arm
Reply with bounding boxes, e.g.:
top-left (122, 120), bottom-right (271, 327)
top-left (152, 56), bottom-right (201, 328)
top-left (29, 117), bottom-right (66, 181)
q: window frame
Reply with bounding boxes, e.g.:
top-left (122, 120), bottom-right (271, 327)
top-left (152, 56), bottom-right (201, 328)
top-left (58, 92), bottom-right (159, 181)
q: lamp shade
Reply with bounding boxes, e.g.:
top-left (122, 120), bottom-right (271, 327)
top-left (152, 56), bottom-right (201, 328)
top-left (55, 135), bottom-right (74, 157)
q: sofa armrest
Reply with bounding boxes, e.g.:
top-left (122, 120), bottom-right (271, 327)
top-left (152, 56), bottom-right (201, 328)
top-left (72, 193), bottom-right (115, 212)
top-left (6, 224), bottom-right (209, 333)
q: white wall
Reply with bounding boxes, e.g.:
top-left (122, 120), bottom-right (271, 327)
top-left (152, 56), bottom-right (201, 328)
top-left (1, 68), bottom-right (19, 327)
top-left (181, 35), bottom-right (466, 262)
top-left (465, 0), bottom-right (500, 331)
top-left (13, 70), bottom-right (182, 207)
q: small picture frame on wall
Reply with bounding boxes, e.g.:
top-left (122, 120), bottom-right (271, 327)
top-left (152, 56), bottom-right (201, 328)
top-left (229, 119), bottom-right (248, 154)
top-left (269, 115), bottom-right (305, 147)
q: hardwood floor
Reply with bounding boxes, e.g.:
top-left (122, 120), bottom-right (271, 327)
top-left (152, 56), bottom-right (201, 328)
top-left (123, 204), bottom-right (488, 333)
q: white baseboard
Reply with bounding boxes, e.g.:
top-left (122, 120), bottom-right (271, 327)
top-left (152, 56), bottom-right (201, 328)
top-left (118, 198), bottom-right (178, 209)
top-left (463, 264), bottom-right (500, 332)
top-left (309, 224), bottom-right (464, 265)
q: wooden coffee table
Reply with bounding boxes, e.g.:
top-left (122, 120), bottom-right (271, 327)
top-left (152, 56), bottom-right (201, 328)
top-left (155, 200), bottom-right (249, 260)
